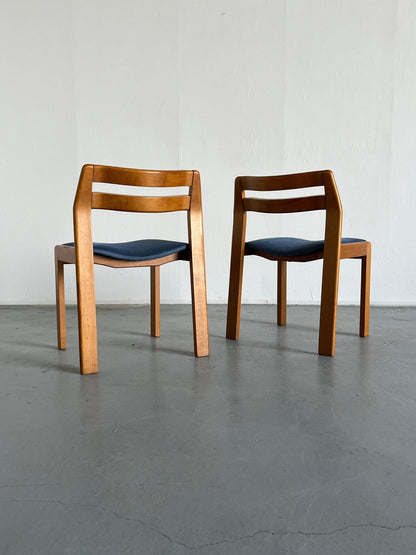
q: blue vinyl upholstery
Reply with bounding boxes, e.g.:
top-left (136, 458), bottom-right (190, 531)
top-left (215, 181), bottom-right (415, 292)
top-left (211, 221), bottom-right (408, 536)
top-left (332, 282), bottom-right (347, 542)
top-left (245, 237), bottom-right (365, 257)
top-left (65, 239), bottom-right (189, 261)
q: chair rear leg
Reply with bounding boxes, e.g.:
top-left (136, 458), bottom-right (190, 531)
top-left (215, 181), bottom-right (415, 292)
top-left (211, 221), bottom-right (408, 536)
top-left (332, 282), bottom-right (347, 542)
top-left (318, 256), bottom-right (340, 356)
top-left (55, 248), bottom-right (66, 350)
top-left (76, 260), bottom-right (98, 374)
top-left (360, 243), bottom-right (371, 337)
top-left (277, 261), bottom-right (287, 326)
top-left (150, 266), bottom-right (160, 338)
top-left (189, 258), bottom-right (209, 357)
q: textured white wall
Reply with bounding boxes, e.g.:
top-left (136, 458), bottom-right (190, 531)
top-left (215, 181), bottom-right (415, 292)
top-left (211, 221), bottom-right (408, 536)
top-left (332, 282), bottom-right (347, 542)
top-left (0, 0), bottom-right (415, 305)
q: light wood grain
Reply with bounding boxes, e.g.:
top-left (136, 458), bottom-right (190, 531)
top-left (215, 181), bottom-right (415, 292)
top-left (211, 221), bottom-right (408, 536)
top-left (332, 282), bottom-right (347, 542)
top-left (92, 193), bottom-right (190, 213)
top-left (93, 165), bottom-right (194, 188)
top-left (73, 164), bottom-right (98, 374)
top-left (92, 251), bottom-right (186, 268)
top-left (340, 241), bottom-right (368, 259)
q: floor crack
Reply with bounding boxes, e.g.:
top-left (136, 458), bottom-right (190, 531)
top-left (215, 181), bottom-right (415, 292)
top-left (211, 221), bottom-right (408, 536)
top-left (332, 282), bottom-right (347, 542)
top-left (1, 499), bottom-right (415, 549)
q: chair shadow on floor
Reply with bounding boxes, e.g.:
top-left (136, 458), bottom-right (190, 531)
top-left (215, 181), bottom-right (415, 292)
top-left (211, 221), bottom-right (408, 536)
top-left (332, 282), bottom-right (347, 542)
top-left (239, 316), bottom-right (358, 337)
top-left (3, 348), bottom-right (80, 375)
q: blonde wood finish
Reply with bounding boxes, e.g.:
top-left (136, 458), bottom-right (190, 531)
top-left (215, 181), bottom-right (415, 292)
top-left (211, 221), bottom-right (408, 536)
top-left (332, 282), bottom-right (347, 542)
top-left (54, 164), bottom-right (209, 374)
top-left (226, 169), bottom-right (371, 356)
top-left (340, 241), bottom-right (369, 259)
top-left (151, 266), bottom-right (160, 338)
top-left (92, 252), bottom-right (185, 268)
top-left (188, 171), bottom-right (209, 356)
top-left (92, 193), bottom-right (190, 213)
top-left (277, 261), bottom-right (287, 326)
top-left (226, 178), bottom-right (247, 340)
top-left (243, 195), bottom-right (326, 214)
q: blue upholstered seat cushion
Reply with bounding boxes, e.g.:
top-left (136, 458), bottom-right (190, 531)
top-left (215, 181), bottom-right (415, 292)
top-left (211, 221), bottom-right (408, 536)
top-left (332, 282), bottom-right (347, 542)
top-left (65, 239), bottom-right (189, 261)
top-left (245, 237), bottom-right (365, 257)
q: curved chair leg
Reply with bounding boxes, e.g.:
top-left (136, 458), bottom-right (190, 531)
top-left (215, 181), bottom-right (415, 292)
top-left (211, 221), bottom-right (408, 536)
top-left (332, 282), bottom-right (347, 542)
top-left (188, 172), bottom-right (209, 357)
top-left (319, 254), bottom-right (340, 356)
top-left (360, 243), bottom-right (371, 337)
top-left (150, 266), bottom-right (160, 338)
top-left (277, 261), bottom-right (287, 326)
top-left (226, 253), bottom-right (245, 340)
top-left (55, 247), bottom-right (66, 350)
top-left (76, 258), bottom-right (98, 374)
top-left (226, 193), bottom-right (247, 340)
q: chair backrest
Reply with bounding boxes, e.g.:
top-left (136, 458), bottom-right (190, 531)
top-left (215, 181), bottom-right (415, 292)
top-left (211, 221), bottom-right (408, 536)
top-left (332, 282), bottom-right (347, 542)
top-left (74, 164), bottom-right (197, 215)
top-left (237, 169), bottom-right (341, 215)
top-left (72, 164), bottom-right (204, 261)
top-left (233, 169), bottom-right (343, 256)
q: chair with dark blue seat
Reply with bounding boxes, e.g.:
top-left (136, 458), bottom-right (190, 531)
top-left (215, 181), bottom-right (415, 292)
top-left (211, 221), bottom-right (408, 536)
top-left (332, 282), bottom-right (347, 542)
top-left (226, 170), bottom-right (371, 356)
top-left (55, 164), bottom-right (209, 374)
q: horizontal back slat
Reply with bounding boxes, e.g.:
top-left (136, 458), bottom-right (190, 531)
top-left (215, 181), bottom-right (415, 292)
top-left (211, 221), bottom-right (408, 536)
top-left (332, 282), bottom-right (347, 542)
top-left (92, 193), bottom-right (191, 212)
top-left (93, 165), bottom-right (194, 188)
top-left (239, 171), bottom-right (324, 191)
top-left (243, 195), bottom-right (326, 213)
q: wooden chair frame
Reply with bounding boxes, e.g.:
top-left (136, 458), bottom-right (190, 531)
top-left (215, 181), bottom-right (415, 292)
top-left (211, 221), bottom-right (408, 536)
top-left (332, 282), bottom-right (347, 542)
top-left (226, 170), bottom-right (371, 356)
top-left (55, 164), bottom-right (209, 374)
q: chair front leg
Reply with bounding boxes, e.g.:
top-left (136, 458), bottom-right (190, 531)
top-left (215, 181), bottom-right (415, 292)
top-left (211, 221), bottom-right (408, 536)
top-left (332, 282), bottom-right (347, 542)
top-left (150, 265), bottom-right (160, 338)
top-left (360, 243), bottom-right (371, 337)
top-left (277, 261), bottom-right (287, 326)
top-left (55, 247), bottom-right (66, 350)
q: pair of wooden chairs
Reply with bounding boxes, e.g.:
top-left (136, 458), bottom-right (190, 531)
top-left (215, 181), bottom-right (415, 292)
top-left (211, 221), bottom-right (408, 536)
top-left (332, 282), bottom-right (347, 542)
top-left (55, 165), bottom-right (371, 374)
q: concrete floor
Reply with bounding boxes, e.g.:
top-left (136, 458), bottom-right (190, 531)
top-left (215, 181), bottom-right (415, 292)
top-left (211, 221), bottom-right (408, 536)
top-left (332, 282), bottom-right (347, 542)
top-left (0, 305), bottom-right (415, 554)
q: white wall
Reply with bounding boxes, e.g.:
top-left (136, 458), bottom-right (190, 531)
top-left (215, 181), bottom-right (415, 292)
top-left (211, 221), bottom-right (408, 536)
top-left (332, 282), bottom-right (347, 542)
top-left (1, 0), bottom-right (415, 305)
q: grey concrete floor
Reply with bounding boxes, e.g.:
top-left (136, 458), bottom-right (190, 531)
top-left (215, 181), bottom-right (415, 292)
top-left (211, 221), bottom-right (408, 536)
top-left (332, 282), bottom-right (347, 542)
top-left (0, 305), bottom-right (415, 554)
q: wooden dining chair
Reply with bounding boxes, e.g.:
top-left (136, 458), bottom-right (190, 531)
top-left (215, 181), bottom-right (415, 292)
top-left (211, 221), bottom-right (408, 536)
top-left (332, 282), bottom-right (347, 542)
top-left (55, 164), bottom-right (209, 374)
top-left (226, 170), bottom-right (371, 356)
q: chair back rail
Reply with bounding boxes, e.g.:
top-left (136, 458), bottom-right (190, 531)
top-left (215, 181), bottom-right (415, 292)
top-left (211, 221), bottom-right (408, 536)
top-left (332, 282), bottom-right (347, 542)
top-left (236, 170), bottom-right (341, 217)
top-left (91, 192), bottom-right (190, 213)
top-left (74, 165), bottom-right (195, 216)
top-left (93, 165), bottom-right (194, 188)
top-left (238, 170), bottom-right (325, 191)
top-left (243, 195), bottom-right (326, 214)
